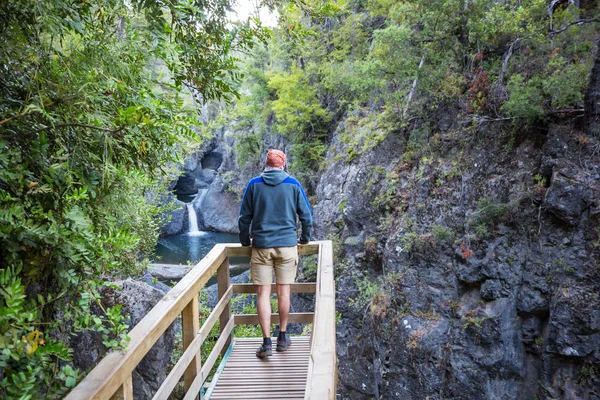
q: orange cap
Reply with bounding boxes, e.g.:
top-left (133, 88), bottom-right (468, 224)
top-left (266, 149), bottom-right (286, 168)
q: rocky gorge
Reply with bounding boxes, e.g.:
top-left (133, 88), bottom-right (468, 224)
top-left (92, 7), bottom-right (600, 399)
top-left (312, 118), bottom-right (600, 399)
top-left (179, 108), bottom-right (600, 399)
top-left (159, 134), bottom-right (242, 237)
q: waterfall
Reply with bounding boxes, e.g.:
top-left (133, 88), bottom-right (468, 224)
top-left (186, 203), bottom-right (203, 236)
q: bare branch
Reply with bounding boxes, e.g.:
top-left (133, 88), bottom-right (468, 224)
top-left (497, 39), bottom-right (520, 85)
top-left (27, 124), bottom-right (125, 136)
top-left (548, 18), bottom-right (600, 38)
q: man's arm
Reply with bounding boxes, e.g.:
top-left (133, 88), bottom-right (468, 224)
top-left (296, 185), bottom-right (313, 244)
top-left (238, 182), bottom-right (253, 246)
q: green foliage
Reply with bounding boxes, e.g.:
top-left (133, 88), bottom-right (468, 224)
top-left (349, 273), bottom-right (380, 310)
top-left (268, 67), bottom-right (330, 140)
top-left (503, 75), bottom-right (546, 121)
top-left (299, 255), bottom-right (318, 281)
top-left (462, 315), bottom-right (488, 330)
top-left (341, 111), bottom-right (390, 161)
top-left (0, 266), bottom-right (76, 399)
top-left (469, 196), bottom-right (512, 226)
top-left (400, 232), bottom-right (420, 253)
top-left (578, 363), bottom-right (598, 387)
top-left (542, 57), bottom-right (589, 110)
top-left (0, 1), bottom-right (265, 397)
top-left (211, 0), bottom-right (599, 182)
top-left (432, 225), bottom-right (454, 242)
top-left (475, 223), bottom-right (491, 239)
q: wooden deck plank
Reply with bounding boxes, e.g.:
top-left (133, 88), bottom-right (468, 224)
top-left (208, 337), bottom-right (310, 399)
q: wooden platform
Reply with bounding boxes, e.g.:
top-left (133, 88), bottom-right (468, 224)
top-left (206, 336), bottom-right (311, 399)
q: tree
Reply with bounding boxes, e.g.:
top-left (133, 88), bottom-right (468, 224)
top-left (0, 1), bottom-right (265, 397)
top-left (585, 37), bottom-right (600, 137)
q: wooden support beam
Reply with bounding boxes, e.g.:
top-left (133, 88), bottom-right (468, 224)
top-left (109, 375), bottom-right (133, 400)
top-left (304, 241), bottom-right (337, 400)
top-left (226, 242), bottom-right (320, 257)
top-left (217, 258), bottom-right (232, 356)
top-left (182, 296), bottom-right (200, 399)
top-left (232, 283), bottom-right (316, 294)
top-left (233, 313), bottom-right (313, 325)
top-left (183, 318), bottom-right (235, 400)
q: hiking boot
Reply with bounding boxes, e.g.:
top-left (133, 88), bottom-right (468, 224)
top-left (256, 343), bottom-right (272, 358)
top-left (276, 333), bottom-right (292, 352)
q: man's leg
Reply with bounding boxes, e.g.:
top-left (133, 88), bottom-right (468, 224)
top-left (274, 246), bottom-right (297, 352)
top-left (251, 248), bottom-right (274, 358)
top-left (257, 284), bottom-right (272, 338)
top-left (276, 283), bottom-right (291, 332)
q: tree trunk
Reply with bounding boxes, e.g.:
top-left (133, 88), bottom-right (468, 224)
top-left (584, 36), bottom-right (600, 137)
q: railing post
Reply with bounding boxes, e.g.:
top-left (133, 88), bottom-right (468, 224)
top-left (109, 374), bottom-right (133, 400)
top-left (217, 258), bottom-right (232, 355)
top-left (182, 296), bottom-right (200, 399)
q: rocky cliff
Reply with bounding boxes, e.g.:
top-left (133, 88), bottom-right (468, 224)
top-left (169, 103), bottom-right (599, 399)
top-left (312, 115), bottom-right (600, 399)
top-left (160, 131), bottom-right (242, 235)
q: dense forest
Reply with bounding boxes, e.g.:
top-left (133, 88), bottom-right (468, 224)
top-left (212, 0), bottom-right (599, 183)
top-left (1, 0), bottom-right (600, 398)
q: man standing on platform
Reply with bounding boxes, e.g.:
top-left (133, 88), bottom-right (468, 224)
top-left (238, 149), bottom-right (313, 358)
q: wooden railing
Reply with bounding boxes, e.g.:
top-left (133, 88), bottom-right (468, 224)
top-left (65, 241), bottom-right (336, 400)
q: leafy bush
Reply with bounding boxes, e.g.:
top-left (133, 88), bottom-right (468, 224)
top-left (268, 67), bottom-right (331, 140)
top-left (432, 225), bottom-right (454, 242)
top-left (0, 1), bottom-right (264, 397)
top-left (502, 74), bottom-right (545, 121)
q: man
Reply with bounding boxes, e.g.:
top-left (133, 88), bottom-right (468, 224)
top-left (238, 149), bottom-right (312, 358)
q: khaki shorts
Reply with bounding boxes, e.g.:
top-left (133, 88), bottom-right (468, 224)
top-left (250, 246), bottom-right (298, 285)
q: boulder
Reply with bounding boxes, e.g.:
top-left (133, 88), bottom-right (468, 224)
top-left (196, 168), bottom-right (218, 185)
top-left (103, 280), bottom-right (176, 399)
top-left (139, 271), bottom-right (173, 294)
top-left (160, 201), bottom-right (186, 237)
top-left (544, 172), bottom-right (591, 225)
top-left (196, 176), bottom-right (239, 233)
top-left (149, 263), bottom-right (192, 281)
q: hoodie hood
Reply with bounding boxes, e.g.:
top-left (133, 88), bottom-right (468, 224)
top-left (261, 170), bottom-right (289, 186)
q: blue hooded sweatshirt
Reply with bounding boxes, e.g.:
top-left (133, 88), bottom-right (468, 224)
top-left (238, 170), bottom-right (312, 248)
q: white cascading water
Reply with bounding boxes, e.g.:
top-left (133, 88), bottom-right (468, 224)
top-left (186, 203), bottom-right (203, 236)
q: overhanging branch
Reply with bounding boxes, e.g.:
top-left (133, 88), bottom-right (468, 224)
top-left (548, 18), bottom-right (600, 38)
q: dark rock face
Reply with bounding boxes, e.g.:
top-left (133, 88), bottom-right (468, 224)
top-left (70, 280), bottom-right (176, 400)
top-left (159, 194), bottom-right (187, 236)
top-left (194, 176), bottom-right (239, 233)
top-left (312, 121), bottom-right (600, 399)
top-left (162, 134), bottom-right (242, 235)
top-left (545, 173), bottom-right (592, 225)
top-left (173, 173), bottom-right (198, 196)
top-left (201, 151), bottom-right (224, 170)
top-left (174, 143), bottom-right (225, 198)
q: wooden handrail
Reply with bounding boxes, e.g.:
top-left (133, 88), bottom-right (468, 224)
top-left (304, 241), bottom-right (337, 399)
top-left (232, 282), bottom-right (317, 294)
top-left (233, 312), bottom-right (314, 325)
top-left (66, 242), bottom-right (335, 400)
top-left (226, 242), bottom-right (320, 257)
